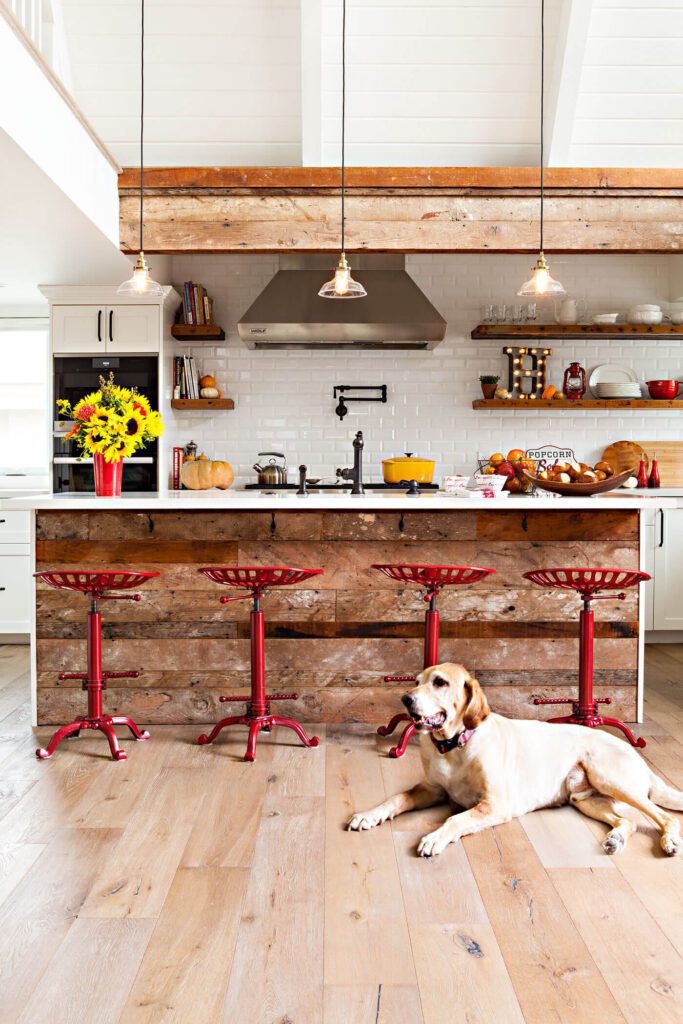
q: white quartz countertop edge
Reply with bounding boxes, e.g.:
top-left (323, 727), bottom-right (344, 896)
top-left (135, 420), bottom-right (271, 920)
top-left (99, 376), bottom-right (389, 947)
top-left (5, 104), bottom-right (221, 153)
top-left (6, 491), bottom-right (680, 511)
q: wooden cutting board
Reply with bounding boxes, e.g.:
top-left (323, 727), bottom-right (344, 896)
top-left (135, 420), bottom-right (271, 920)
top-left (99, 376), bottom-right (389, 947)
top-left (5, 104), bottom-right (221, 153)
top-left (601, 441), bottom-right (647, 476)
top-left (637, 441), bottom-right (683, 486)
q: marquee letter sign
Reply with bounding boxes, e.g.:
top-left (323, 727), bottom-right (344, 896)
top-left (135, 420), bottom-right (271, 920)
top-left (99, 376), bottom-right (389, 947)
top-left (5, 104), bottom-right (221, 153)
top-left (503, 346), bottom-right (553, 399)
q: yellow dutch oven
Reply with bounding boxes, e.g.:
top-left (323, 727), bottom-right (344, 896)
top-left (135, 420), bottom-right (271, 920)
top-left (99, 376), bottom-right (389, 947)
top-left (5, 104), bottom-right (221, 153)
top-left (382, 453), bottom-right (435, 484)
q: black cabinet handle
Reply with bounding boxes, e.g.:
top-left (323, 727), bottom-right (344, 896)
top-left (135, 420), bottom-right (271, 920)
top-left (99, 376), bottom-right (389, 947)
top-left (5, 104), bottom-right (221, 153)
top-left (0, 519), bottom-right (5, 524)
top-left (659, 509), bottom-right (665, 548)
top-left (97, 309), bottom-right (102, 342)
top-left (109, 310), bottom-right (114, 342)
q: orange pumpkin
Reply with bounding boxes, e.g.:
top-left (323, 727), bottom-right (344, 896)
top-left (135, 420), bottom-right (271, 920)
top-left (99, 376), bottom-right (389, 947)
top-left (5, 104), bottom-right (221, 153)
top-left (180, 459), bottom-right (234, 490)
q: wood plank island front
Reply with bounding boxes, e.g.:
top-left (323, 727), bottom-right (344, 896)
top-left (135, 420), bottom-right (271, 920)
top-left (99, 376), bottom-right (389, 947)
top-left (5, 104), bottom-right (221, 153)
top-left (19, 491), bottom-right (668, 730)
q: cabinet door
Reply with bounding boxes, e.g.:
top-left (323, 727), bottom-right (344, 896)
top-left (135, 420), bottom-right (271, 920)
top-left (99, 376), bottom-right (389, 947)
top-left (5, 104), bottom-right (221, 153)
top-left (52, 306), bottom-right (105, 353)
top-left (106, 305), bottom-right (159, 353)
top-left (0, 512), bottom-right (31, 545)
top-left (0, 549), bottom-right (31, 633)
top-left (653, 509), bottom-right (683, 629)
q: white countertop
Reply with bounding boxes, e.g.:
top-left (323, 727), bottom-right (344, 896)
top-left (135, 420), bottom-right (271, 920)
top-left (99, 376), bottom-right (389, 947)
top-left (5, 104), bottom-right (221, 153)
top-left (6, 490), bottom-right (680, 511)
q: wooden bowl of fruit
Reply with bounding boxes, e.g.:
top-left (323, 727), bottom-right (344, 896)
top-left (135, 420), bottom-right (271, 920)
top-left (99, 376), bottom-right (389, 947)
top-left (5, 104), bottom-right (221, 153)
top-left (522, 460), bottom-right (632, 496)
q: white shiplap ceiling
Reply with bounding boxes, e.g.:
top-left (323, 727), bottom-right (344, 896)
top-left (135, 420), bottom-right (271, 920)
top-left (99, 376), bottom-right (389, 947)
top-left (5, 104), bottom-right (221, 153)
top-left (59, 0), bottom-right (683, 168)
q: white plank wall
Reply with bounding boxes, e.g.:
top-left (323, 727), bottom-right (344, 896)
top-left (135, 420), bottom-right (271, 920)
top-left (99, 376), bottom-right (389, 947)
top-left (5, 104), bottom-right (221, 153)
top-left (52, 0), bottom-right (683, 169)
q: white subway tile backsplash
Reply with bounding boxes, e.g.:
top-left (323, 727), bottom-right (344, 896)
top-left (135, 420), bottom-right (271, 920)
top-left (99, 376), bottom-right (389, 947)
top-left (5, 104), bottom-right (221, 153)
top-left (166, 252), bottom-right (682, 485)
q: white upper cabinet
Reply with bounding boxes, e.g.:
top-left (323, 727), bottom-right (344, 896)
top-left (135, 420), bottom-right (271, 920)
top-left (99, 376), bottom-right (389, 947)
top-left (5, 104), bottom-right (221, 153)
top-left (52, 305), bottom-right (106, 353)
top-left (106, 305), bottom-right (159, 352)
top-left (52, 304), bottom-right (160, 354)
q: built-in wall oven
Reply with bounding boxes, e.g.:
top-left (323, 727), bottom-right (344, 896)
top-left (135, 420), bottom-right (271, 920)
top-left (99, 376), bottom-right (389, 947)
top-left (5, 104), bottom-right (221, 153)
top-left (53, 355), bottom-right (159, 493)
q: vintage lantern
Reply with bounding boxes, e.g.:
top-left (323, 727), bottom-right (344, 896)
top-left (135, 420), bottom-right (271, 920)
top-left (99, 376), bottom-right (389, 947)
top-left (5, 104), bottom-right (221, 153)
top-left (563, 362), bottom-right (586, 401)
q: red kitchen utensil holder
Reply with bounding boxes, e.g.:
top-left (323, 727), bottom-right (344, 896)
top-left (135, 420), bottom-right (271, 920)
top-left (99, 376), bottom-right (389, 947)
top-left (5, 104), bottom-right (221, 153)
top-left (523, 567), bottom-right (651, 747)
top-left (34, 569), bottom-right (159, 761)
top-left (372, 564), bottom-right (495, 757)
top-left (197, 566), bottom-right (324, 762)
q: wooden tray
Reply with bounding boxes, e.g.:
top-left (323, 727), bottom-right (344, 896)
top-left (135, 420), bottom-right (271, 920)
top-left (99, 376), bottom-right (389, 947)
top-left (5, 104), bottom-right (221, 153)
top-left (601, 441), bottom-right (647, 477)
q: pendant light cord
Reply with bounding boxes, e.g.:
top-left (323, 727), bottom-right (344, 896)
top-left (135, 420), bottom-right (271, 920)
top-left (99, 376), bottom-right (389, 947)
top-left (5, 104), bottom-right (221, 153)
top-left (340, 0), bottom-right (346, 253)
top-left (539, 0), bottom-right (545, 253)
top-left (139, 0), bottom-right (145, 254)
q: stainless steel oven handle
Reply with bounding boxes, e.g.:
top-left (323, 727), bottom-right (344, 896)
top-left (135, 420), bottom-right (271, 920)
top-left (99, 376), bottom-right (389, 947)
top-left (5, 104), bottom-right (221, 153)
top-left (54, 457), bottom-right (154, 464)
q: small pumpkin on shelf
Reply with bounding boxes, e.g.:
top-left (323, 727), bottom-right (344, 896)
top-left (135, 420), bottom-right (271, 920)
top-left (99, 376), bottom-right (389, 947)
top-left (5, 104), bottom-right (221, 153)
top-left (199, 387), bottom-right (221, 399)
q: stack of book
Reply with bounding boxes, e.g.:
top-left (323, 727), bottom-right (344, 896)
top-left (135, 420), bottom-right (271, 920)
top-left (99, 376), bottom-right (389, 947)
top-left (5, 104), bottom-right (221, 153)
top-left (181, 281), bottom-right (214, 325)
top-left (172, 355), bottom-right (201, 399)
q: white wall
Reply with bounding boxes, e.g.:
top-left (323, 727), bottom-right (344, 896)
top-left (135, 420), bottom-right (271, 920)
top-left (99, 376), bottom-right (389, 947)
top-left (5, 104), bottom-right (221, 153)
top-left (165, 251), bottom-right (683, 488)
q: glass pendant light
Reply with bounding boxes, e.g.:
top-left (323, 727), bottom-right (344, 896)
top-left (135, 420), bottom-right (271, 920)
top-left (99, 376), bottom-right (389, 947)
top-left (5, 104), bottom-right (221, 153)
top-left (319, 0), bottom-right (366, 299)
top-left (518, 0), bottom-right (565, 299)
top-left (118, 0), bottom-right (163, 297)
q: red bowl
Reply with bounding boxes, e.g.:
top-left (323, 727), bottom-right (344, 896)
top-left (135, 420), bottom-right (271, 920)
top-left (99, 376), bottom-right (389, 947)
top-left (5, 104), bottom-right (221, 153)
top-left (647, 379), bottom-right (681, 400)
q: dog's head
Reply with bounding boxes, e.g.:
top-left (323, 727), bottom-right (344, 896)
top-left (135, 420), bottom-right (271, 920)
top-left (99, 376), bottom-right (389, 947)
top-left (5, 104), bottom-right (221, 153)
top-left (401, 663), bottom-right (489, 740)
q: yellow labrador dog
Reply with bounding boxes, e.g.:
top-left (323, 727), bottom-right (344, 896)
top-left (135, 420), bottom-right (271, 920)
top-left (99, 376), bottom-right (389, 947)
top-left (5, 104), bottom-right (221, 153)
top-left (348, 663), bottom-right (683, 858)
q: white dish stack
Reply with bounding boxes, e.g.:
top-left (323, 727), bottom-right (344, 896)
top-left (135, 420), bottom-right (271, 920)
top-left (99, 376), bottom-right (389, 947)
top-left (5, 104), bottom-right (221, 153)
top-left (590, 363), bottom-right (641, 400)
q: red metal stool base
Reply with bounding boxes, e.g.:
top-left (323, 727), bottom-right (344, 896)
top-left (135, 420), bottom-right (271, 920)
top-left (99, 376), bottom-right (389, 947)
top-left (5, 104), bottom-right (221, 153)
top-left (524, 568), bottom-right (650, 749)
top-left (197, 566), bottom-right (323, 761)
top-left (34, 570), bottom-right (157, 761)
top-left (372, 564), bottom-right (496, 757)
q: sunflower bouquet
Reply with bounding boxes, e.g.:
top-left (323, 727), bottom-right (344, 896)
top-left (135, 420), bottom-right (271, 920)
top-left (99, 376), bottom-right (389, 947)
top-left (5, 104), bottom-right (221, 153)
top-left (57, 373), bottom-right (164, 463)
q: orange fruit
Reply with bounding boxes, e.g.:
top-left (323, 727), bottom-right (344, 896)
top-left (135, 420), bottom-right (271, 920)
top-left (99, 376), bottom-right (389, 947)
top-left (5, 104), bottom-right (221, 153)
top-left (507, 448), bottom-right (525, 463)
top-left (482, 465), bottom-right (496, 475)
top-left (489, 452), bottom-right (505, 466)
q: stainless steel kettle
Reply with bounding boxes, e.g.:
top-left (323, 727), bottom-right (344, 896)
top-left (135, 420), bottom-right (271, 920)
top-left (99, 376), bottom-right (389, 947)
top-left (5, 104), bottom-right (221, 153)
top-left (252, 451), bottom-right (288, 486)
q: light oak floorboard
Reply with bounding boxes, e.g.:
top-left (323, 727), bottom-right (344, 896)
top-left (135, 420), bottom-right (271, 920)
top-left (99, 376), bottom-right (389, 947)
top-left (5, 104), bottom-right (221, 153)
top-left (465, 821), bottom-right (626, 1023)
top-left (550, 869), bottom-right (683, 1024)
top-left (520, 805), bottom-right (617, 870)
top-left (323, 985), bottom-right (424, 1024)
top-left (0, 827), bottom-right (120, 1022)
top-left (120, 867), bottom-right (248, 1024)
top-left (80, 767), bottom-right (205, 919)
top-left (0, 842), bottom-right (45, 907)
top-left (18, 918), bottom-right (154, 1024)
top-left (220, 794), bottom-right (325, 1024)
top-left (324, 727), bottom-right (416, 987)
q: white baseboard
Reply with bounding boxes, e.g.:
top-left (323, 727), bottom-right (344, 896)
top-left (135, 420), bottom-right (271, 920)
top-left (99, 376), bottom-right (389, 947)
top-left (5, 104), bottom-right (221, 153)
top-left (0, 634), bottom-right (30, 645)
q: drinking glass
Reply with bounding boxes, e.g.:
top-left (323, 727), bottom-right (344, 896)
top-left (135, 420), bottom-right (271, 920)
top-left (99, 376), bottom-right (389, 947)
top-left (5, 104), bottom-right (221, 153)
top-left (481, 304), bottom-right (494, 323)
top-left (494, 304), bottom-right (506, 323)
top-left (524, 302), bottom-right (537, 322)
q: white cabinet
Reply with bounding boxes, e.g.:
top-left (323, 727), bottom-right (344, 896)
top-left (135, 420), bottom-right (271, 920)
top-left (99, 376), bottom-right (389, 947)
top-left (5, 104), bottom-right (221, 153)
top-left (653, 508), bottom-right (683, 629)
top-left (52, 304), bottom-right (159, 354)
top-left (0, 511), bottom-right (31, 634)
top-left (642, 508), bottom-right (656, 632)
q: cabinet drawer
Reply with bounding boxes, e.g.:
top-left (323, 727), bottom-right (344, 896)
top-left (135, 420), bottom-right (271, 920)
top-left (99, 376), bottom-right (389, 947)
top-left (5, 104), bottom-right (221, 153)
top-left (0, 552), bottom-right (32, 633)
top-left (0, 511), bottom-right (31, 544)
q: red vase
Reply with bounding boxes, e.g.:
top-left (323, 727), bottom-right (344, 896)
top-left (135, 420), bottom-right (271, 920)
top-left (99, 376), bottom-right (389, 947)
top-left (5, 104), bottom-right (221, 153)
top-left (93, 453), bottom-right (123, 496)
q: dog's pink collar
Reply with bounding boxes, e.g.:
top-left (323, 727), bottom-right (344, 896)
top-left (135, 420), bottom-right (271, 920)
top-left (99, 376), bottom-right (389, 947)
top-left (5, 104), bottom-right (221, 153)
top-left (430, 728), bottom-right (475, 755)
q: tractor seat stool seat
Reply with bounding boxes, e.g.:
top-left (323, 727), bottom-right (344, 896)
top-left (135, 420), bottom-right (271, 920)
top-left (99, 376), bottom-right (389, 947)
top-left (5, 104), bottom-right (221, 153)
top-left (373, 564), bottom-right (495, 758)
top-left (523, 567), bottom-right (651, 748)
top-left (34, 570), bottom-right (159, 761)
top-left (197, 566), bottom-right (324, 762)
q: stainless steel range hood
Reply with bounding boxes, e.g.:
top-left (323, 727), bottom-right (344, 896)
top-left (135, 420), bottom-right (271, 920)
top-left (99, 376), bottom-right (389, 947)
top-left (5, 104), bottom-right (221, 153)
top-left (237, 254), bottom-right (447, 349)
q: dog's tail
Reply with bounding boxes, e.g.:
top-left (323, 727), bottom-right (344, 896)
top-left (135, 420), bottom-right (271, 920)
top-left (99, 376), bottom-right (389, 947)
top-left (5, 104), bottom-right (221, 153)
top-left (650, 772), bottom-right (683, 811)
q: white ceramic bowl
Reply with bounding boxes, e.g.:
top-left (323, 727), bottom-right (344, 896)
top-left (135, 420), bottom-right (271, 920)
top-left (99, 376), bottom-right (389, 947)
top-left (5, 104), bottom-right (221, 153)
top-left (628, 308), bottom-right (663, 325)
top-left (592, 313), bottom-right (619, 324)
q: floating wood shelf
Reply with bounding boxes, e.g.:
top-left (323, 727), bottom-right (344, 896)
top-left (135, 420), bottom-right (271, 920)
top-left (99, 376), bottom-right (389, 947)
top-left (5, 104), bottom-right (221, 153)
top-left (171, 398), bottom-right (235, 410)
top-left (171, 324), bottom-right (226, 341)
top-left (473, 399), bottom-right (683, 410)
top-left (471, 323), bottom-right (683, 340)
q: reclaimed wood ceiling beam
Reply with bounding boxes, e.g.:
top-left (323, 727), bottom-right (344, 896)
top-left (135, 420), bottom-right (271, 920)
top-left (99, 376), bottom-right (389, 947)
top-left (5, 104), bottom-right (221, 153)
top-left (118, 166), bottom-right (683, 254)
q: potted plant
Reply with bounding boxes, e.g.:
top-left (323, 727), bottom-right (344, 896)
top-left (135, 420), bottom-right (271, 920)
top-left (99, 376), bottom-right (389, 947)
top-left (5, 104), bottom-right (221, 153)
top-left (479, 374), bottom-right (500, 400)
top-left (57, 373), bottom-right (164, 497)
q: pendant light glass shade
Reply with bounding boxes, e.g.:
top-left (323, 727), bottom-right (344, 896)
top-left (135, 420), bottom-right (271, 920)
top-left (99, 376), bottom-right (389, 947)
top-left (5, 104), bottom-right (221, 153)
top-left (118, 252), bottom-right (164, 296)
top-left (318, 253), bottom-right (367, 299)
top-left (518, 0), bottom-right (565, 299)
top-left (319, 0), bottom-right (366, 300)
top-left (517, 252), bottom-right (565, 298)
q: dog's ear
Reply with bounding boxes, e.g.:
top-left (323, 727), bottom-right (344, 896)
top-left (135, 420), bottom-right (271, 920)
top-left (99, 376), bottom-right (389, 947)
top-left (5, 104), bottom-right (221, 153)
top-left (462, 675), bottom-right (490, 730)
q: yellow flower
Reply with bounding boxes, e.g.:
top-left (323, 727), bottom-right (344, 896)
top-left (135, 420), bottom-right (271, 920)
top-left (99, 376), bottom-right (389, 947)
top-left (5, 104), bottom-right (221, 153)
top-left (145, 410), bottom-right (164, 438)
top-left (124, 408), bottom-right (145, 439)
top-left (82, 429), bottom-right (109, 454)
top-left (103, 436), bottom-right (137, 462)
top-left (133, 393), bottom-right (151, 416)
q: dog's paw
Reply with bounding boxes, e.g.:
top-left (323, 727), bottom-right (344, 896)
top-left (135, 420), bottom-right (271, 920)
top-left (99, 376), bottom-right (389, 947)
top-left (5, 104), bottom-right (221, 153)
top-left (348, 810), bottom-right (384, 831)
top-left (661, 832), bottom-right (682, 857)
top-left (602, 829), bottom-right (626, 855)
top-left (417, 827), bottom-right (452, 858)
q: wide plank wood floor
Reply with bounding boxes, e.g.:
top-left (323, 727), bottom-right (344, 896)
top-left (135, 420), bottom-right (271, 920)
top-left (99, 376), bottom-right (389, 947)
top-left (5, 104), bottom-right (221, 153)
top-left (0, 642), bottom-right (682, 1023)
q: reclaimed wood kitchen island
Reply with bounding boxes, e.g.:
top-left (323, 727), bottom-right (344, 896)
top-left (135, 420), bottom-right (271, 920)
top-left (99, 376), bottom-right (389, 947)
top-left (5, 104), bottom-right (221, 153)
top-left (11, 490), bottom-right (672, 727)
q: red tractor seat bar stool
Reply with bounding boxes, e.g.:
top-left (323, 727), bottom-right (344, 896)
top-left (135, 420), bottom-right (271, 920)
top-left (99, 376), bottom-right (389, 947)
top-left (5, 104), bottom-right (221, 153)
top-left (34, 570), bottom-right (159, 761)
top-left (372, 564), bottom-right (496, 757)
top-left (197, 566), bottom-right (323, 762)
top-left (523, 567), bottom-right (650, 748)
